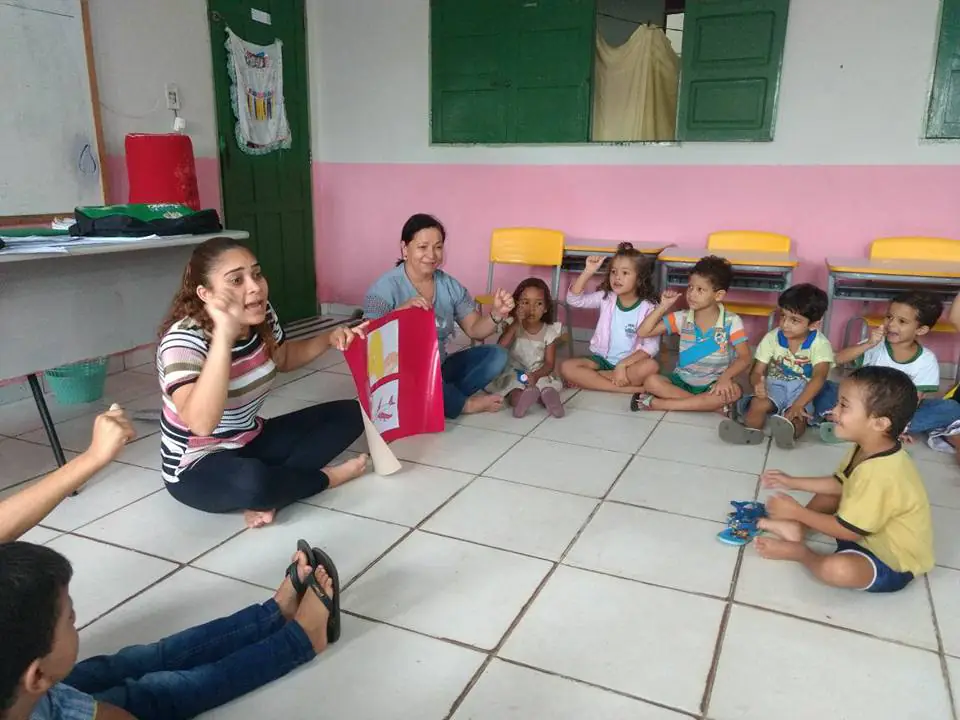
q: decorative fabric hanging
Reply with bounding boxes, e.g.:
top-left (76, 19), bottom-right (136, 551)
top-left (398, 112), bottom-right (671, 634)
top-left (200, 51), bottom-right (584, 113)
top-left (225, 27), bottom-right (291, 155)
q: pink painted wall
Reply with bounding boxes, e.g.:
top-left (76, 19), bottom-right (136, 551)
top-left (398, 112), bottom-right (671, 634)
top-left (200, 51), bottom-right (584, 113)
top-left (315, 162), bottom-right (960, 356)
top-left (104, 155), bottom-right (222, 213)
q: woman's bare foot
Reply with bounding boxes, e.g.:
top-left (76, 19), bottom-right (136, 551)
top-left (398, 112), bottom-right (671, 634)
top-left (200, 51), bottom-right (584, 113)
top-left (324, 454), bottom-right (369, 488)
top-left (294, 565), bottom-right (335, 654)
top-left (463, 393), bottom-right (504, 414)
top-left (244, 509), bottom-right (276, 529)
top-left (755, 536), bottom-right (807, 561)
top-left (274, 550), bottom-right (311, 620)
top-left (757, 517), bottom-right (804, 542)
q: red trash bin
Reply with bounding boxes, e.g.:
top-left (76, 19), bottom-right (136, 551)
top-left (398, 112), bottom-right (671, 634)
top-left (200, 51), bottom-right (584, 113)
top-left (125, 133), bottom-right (201, 211)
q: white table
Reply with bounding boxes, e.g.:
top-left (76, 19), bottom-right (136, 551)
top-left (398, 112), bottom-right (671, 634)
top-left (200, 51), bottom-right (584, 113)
top-left (0, 231), bottom-right (249, 465)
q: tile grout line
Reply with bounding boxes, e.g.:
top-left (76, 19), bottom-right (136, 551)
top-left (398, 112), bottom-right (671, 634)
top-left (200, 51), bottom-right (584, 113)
top-left (444, 430), bottom-right (637, 719)
top-left (924, 575), bottom-right (959, 720)
top-left (699, 438), bottom-right (770, 718)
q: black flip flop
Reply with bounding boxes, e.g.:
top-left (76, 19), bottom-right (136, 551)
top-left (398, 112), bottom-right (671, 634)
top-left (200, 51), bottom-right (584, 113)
top-left (284, 539), bottom-right (317, 598)
top-left (306, 546), bottom-right (342, 644)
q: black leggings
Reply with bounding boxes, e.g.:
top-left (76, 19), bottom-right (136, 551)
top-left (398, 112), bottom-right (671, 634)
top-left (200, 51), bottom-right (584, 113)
top-left (166, 400), bottom-right (363, 513)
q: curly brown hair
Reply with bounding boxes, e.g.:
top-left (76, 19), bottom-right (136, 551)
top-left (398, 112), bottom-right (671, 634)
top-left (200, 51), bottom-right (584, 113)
top-left (158, 236), bottom-right (277, 356)
top-left (511, 277), bottom-right (555, 324)
top-left (598, 242), bottom-right (657, 302)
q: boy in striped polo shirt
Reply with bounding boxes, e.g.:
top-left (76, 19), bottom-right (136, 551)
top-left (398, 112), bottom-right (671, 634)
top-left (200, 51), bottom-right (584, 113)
top-left (632, 255), bottom-right (752, 413)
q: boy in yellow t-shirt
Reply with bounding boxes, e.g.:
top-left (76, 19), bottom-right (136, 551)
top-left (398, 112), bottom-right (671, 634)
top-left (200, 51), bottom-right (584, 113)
top-left (753, 365), bottom-right (933, 593)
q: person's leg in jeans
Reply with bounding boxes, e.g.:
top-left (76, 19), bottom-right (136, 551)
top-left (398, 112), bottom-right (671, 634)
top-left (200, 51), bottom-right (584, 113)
top-left (908, 399), bottom-right (960, 434)
top-left (812, 380), bottom-right (839, 424)
top-left (71, 563), bottom-right (334, 720)
top-left (441, 345), bottom-right (508, 418)
top-left (166, 400), bottom-right (367, 526)
top-left (66, 552), bottom-right (313, 694)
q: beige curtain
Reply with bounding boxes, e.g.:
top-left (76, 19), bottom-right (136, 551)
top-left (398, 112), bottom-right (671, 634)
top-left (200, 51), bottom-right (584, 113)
top-left (592, 24), bottom-right (680, 142)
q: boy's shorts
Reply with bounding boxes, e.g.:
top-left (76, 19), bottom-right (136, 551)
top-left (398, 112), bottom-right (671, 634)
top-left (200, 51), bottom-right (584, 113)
top-left (835, 540), bottom-right (914, 593)
top-left (589, 354), bottom-right (616, 372)
top-left (740, 377), bottom-right (811, 416)
top-left (667, 372), bottom-right (715, 395)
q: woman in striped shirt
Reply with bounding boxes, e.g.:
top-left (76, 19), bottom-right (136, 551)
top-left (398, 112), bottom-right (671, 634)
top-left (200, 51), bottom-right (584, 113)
top-left (157, 237), bottom-right (368, 529)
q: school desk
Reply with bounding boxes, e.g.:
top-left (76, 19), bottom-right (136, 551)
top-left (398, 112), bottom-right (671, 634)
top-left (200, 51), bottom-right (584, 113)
top-left (657, 247), bottom-right (798, 295)
top-left (560, 240), bottom-right (673, 273)
top-left (0, 230), bottom-right (249, 467)
top-left (822, 257), bottom-right (960, 337)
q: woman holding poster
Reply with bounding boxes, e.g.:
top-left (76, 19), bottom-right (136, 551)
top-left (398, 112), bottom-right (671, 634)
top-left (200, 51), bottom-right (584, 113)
top-left (364, 214), bottom-right (514, 418)
top-left (157, 237), bottom-right (368, 529)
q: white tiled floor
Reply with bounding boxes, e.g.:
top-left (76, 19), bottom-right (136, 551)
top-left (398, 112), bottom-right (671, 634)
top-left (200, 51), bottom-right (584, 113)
top-left (4, 367), bottom-right (960, 719)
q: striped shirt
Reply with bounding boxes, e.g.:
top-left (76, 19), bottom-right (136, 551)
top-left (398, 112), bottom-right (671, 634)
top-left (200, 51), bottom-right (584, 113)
top-left (156, 304), bottom-right (285, 483)
top-left (664, 304), bottom-right (747, 388)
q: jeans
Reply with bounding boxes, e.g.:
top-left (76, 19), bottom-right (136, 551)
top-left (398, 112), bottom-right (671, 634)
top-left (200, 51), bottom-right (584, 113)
top-left (168, 400), bottom-right (363, 513)
top-left (909, 399), bottom-right (960, 433)
top-left (65, 600), bottom-right (315, 720)
top-left (811, 380), bottom-right (840, 423)
top-left (441, 344), bottom-right (508, 418)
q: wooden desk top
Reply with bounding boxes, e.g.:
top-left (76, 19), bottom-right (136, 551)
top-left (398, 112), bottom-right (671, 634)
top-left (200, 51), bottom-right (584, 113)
top-left (0, 231), bottom-right (249, 265)
top-left (564, 240), bottom-right (671, 256)
top-left (659, 247), bottom-right (799, 268)
top-left (826, 256), bottom-right (960, 279)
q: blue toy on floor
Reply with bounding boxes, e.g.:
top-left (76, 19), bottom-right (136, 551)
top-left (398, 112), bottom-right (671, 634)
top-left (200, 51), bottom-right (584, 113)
top-left (717, 501), bottom-right (767, 546)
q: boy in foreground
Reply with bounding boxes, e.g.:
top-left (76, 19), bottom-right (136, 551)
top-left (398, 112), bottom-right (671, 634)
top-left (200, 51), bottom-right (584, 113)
top-left (631, 255), bottom-right (751, 413)
top-left (719, 283), bottom-right (834, 449)
top-left (0, 408), bottom-right (340, 720)
top-left (755, 366), bottom-right (933, 593)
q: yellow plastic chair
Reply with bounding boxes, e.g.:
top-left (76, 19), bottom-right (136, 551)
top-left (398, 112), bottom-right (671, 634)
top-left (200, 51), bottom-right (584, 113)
top-left (706, 231), bottom-right (792, 332)
top-left (474, 228), bottom-right (568, 350)
top-left (843, 237), bottom-right (960, 377)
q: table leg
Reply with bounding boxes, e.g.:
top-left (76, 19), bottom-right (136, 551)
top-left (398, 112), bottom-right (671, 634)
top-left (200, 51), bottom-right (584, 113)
top-left (823, 272), bottom-right (837, 339)
top-left (28, 374), bottom-right (66, 467)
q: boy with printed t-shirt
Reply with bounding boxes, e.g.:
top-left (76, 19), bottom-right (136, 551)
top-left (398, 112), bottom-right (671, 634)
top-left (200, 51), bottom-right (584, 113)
top-left (755, 366), bottom-right (933, 594)
top-left (631, 255), bottom-right (752, 413)
top-left (819, 290), bottom-right (943, 443)
top-left (719, 284), bottom-right (834, 449)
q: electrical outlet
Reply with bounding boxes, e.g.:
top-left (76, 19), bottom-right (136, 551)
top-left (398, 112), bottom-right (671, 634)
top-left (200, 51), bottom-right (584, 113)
top-left (165, 83), bottom-right (181, 110)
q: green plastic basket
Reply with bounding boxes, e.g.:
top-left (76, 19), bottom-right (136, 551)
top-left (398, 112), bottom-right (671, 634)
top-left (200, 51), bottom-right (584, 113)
top-left (45, 358), bottom-right (108, 405)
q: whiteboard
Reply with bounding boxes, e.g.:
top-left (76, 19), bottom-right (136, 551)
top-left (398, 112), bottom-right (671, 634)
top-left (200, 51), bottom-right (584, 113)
top-left (0, 0), bottom-right (104, 217)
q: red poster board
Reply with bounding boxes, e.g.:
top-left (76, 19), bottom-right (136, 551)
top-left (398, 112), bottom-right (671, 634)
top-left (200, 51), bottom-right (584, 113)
top-left (343, 308), bottom-right (445, 443)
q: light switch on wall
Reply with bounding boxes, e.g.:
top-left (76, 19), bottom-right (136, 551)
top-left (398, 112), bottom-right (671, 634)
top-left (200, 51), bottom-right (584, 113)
top-left (165, 83), bottom-right (181, 111)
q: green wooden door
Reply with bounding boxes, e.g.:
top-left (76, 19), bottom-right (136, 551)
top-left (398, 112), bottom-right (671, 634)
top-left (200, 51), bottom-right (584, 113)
top-left (431, 0), bottom-right (595, 144)
top-left (927, 0), bottom-right (960, 139)
top-left (431, 0), bottom-right (511, 143)
top-left (677, 0), bottom-right (790, 142)
top-left (208, 0), bottom-right (316, 322)
top-left (513, 0), bottom-right (595, 143)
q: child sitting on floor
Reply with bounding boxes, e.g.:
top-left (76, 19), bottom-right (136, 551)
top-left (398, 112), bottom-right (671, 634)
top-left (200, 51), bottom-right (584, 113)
top-left (818, 290), bottom-right (943, 443)
top-left (560, 243), bottom-right (660, 396)
top-left (719, 283), bottom-right (834, 448)
top-left (631, 255), bottom-right (751, 413)
top-left (0, 408), bottom-right (340, 720)
top-left (756, 366), bottom-right (933, 593)
top-left (488, 278), bottom-right (565, 418)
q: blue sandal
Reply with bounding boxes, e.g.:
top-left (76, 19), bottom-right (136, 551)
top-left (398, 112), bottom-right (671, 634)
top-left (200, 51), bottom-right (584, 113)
top-left (717, 518), bottom-right (763, 546)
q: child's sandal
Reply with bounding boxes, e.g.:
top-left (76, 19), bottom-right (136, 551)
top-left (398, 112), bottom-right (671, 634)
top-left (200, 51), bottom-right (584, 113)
top-left (630, 392), bottom-right (654, 412)
top-left (718, 419), bottom-right (764, 445)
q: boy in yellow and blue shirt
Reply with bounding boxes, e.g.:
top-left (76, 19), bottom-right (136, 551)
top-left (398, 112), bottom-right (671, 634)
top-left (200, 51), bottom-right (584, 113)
top-left (720, 284), bottom-right (834, 448)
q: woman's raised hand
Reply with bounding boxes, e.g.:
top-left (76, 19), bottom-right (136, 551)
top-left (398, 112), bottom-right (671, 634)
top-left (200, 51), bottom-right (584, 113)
top-left (206, 293), bottom-right (246, 339)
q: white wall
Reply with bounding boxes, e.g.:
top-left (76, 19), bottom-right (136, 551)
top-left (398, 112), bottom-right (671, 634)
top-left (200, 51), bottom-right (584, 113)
top-left (315, 0), bottom-right (960, 165)
top-left (87, 0), bottom-right (218, 157)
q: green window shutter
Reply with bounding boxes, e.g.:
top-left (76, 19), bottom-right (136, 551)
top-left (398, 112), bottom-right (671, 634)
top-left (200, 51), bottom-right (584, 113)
top-left (927, 0), bottom-right (960, 139)
top-left (677, 0), bottom-right (790, 142)
top-left (430, 0), bottom-right (511, 144)
top-left (512, 0), bottom-right (595, 143)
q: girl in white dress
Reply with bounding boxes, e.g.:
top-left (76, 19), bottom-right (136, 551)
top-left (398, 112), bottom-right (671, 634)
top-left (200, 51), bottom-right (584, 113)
top-left (488, 278), bottom-right (565, 418)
